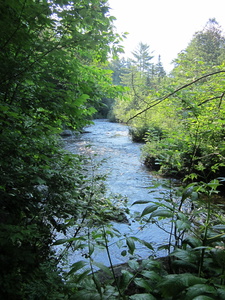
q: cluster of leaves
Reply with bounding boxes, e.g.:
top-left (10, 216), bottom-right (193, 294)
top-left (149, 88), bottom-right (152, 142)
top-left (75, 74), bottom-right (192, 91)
top-left (57, 178), bottom-right (225, 299)
top-left (0, 0), bottom-right (125, 298)
top-left (108, 43), bottom-right (166, 122)
top-left (112, 19), bottom-right (225, 183)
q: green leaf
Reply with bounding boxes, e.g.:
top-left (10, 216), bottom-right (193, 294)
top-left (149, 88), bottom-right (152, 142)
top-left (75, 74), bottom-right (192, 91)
top-left (52, 238), bottom-right (68, 245)
top-left (89, 243), bottom-right (94, 256)
top-left (71, 290), bottom-right (101, 300)
top-left (132, 200), bottom-right (151, 205)
top-left (159, 274), bottom-right (207, 297)
top-left (183, 236), bottom-right (202, 248)
top-left (67, 261), bottom-right (88, 275)
top-left (130, 294), bottom-right (156, 300)
top-left (129, 236), bottom-right (154, 251)
top-left (213, 225), bottom-right (225, 230)
top-left (92, 261), bottom-right (112, 276)
top-left (73, 270), bottom-right (90, 284)
top-left (120, 270), bottom-right (134, 287)
top-left (191, 191), bottom-right (198, 201)
top-left (141, 270), bottom-right (161, 281)
top-left (185, 284), bottom-right (217, 299)
top-left (182, 185), bottom-right (195, 201)
top-left (128, 259), bottom-right (139, 271)
top-left (176, 219), bottom-right (191, 231)
top-left (151, 209), bottom-right (173, 218)
top-left (134, 278), bottom-right (152, 291)
top-left (126, 237), bottom-right (136, 254)
top-left (141, 205), bottom-right (158, 217)
top-left (192, 296), bottom-right (215, 300)
top-left (172, 248), bottom-right (198, 263)
top-left (218, 287), bottom-right (225, 299)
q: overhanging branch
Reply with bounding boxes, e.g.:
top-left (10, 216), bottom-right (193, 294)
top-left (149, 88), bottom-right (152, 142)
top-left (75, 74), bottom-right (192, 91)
top-left (127, 70), bottom-right (225, 123)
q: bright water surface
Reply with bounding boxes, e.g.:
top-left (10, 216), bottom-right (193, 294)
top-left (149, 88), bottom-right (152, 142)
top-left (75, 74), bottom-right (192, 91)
top-left (63, 119), bottom-right (171, 267)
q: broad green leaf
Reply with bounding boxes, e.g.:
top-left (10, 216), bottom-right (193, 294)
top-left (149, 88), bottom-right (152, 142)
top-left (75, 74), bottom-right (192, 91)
top-left (159, 273), bottom-right (207, 297)
top-left (141, 270), bottom-right (161, 281)
top-left (172, 259), bottom-right (198, 271)
top-left (134, 278), bottom-right (152, 291)
top-left (73, 270), bottom-right (90, 284)
top-left (191, 191), bottom-right (198, 201)
top-left (67, 261), bottom-right (88, 275)
top-left (140, 240), bottom-right (154, 250)
top-left (130, 237), bottom-right (154, 250)
top-left (185, 284), bottom-right (217, 299)
top-left (92, 261), bottom-right (112, 276)
top-left (172, 248), bottom-right (198, 262)
top-left (141, 205), bottom-right (158, 217)
top-left (151, 209), bottom-right (173, 218)
top-left (183, 236), bottom-right (202, 248)
top-left (128, 259), bottom-right (139, 271)
top-left (182, 185), bottom-right (195, 201)
top-left (126, 237), bottom-right (136, 254)
top-left (120, 269), bottom-right (134, 287)
top-left (176, 219), bottom-right (191, 231)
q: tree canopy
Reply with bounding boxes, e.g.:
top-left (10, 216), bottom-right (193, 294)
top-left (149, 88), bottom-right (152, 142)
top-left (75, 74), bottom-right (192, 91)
top-left (0, 1), bottom-right (123, 298)
top-left (112, 19), bottom-right (225, 182)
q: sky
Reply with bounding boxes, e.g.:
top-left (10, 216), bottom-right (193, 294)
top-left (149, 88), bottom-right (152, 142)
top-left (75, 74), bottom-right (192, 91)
top-left (108, 0), bottom-right (225, 72)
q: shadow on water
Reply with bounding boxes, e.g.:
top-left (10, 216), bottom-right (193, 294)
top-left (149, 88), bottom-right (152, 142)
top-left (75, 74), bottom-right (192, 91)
top-left (62, 119), bottom-right (172, 267)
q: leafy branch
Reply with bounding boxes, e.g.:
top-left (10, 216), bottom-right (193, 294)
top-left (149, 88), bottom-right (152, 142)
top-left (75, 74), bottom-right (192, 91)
top-left (127, 70), bottom-right (225, 122)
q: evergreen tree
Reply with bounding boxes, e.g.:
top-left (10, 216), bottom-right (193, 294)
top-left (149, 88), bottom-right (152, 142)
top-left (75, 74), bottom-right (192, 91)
top-left (109, 57), bottom-right (131, 85)
top-left (132, 42), bottom-right (154, 73)
top-left (155, 55), bottom-right (166, 80)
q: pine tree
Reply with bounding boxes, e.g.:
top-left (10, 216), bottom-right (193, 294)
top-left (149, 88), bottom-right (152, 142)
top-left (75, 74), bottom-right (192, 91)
top-left (132, 42), bottom-right (154, 73)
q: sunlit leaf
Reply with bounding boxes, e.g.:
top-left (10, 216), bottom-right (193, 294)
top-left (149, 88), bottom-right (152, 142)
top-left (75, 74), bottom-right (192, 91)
top-left (52, 238), bottom-right (69, 245)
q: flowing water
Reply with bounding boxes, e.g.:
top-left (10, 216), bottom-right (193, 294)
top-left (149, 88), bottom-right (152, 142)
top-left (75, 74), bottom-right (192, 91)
top-left (62, 119), bottom-right (171, 267)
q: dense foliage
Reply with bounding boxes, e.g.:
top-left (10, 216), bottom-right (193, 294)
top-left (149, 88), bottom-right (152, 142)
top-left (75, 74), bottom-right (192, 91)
top-left (113, 19), bottom-right (225, 184)
top-left (0, 0), bottom-right (124, 298)
top-left (2, 2), bottom-right (225, 298)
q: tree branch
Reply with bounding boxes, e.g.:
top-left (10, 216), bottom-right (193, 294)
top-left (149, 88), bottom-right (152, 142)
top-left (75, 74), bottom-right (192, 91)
top-left (127, 70), bottom-right (225, 123)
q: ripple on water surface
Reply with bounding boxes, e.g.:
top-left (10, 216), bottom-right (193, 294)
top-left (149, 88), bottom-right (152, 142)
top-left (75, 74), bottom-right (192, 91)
top-left (62, 120), bottom-right (171, 267)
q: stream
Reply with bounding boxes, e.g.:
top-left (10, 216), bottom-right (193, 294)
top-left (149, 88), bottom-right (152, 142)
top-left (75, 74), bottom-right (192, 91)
top-left (62, 119), bottom-right (171, 267)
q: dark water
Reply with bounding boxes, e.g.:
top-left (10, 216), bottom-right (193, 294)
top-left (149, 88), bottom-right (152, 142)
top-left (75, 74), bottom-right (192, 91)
top-left (63, 119), bottom-right (170, 266)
